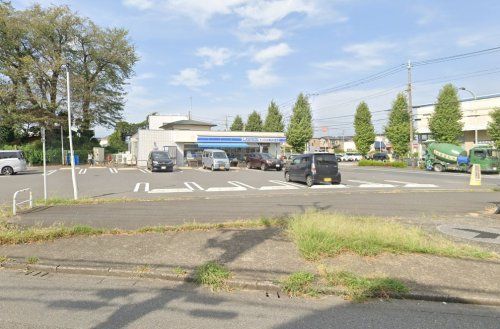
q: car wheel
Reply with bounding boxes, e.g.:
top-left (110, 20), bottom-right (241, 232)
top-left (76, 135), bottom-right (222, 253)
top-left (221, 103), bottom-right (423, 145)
top-left (285, 171), bottom-right (291, 182)
top-left (261, 163), bottom-right (266, 171)
top-left (246, 162), bottom-right (251, 169)
top-left (1, 166), bottom-right (13, 175)
top-left (276, 167), bottom-right (282, 171)
top-left (225, 168), bottom-right (230, 171)
top-left (433, 163), bottom-right (443, 172)
top-left (306, 175), bottom-right (314, 187)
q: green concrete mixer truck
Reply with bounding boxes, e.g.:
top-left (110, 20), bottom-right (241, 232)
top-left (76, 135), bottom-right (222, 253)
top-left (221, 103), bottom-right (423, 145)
top-left (423, 141), bottom-right (499, 173)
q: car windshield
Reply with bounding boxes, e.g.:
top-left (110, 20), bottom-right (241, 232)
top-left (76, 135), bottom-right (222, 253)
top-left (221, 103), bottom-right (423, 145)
top-left (213, 152), bottom-right (227, 159)
top-left (315, 154), bottom-right (337, 164)
top-left (485, 149), bottom-right (498, 158)
top-left (492, 150), bottom-right (499, 158)
top-left (152, 152), bottom-right (170, 161)
top-left (261, 153), bottom-right (272, 159)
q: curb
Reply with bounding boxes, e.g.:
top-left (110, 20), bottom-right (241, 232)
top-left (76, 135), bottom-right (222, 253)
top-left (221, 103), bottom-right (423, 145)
top-left (0, 262), bottom-right (280, 293)
top-left (2, 262), bottom-right (499, 306)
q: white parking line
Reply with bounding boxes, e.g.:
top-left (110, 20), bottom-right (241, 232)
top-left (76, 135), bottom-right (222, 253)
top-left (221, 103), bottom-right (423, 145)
top-left (78, 168), bottom-right (87, 175)
top-left (133, 182), bottom-right (150, 192)
top-left (184, 182), bottom-right (204, 191)
top-left (228, 181), bottom-right (257, 189)
top-left (310, 184), bottom-right (348, 189)
top-left (384, 180), bottom-right (438, 188)
top-left (47, 169), bottom-right (57, 176)
top-left (206, 186), bottom-right (246, 192)
top-left (149, 188), bottom-right (193, 194)
top-left (269, 180), bottom-right (305, 188)
top-left (139, 169), bottom-right (150, 174)
top-left (109, 168), bottom-right (118, 174)
top-left (348, 180), bottom-right (395, 188)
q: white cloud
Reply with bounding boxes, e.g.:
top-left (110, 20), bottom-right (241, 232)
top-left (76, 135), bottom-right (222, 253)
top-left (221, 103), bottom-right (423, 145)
top-left (237, 28), bottom-right (284, 42)
top-left (254, 42), bottom-right (292, 63)
top-left (160, 0), bottom-right (246, 24)
top-left (247, 64), bottom-right (281, 87)
top-left (170, 68), bottom-right (209, 89)
top-left (122, 0), bottom-right (154, 10)
top-left (196, 47), bottom-right (232, 68)
top-left (235, 0), bottom-right (315, 28)
top-left (315, 41), bottom-right (396, 71)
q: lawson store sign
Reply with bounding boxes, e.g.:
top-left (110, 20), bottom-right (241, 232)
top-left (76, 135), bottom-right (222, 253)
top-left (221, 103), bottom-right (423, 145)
top-left (197, 136), bottom-right (286, 144)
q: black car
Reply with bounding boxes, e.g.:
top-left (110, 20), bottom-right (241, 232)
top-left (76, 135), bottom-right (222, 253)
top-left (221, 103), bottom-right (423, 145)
top-left (284, 153), bottom-right (341, 187)
top-left (246, 153), bottom-right (283, 171)
top-left (147, 151), bottom-right (174, 172)
top-left (372, 152), bottom-right (389, 161)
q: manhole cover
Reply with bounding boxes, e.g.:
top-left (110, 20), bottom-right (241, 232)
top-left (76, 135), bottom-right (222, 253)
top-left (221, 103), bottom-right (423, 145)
top-left (437, 224), bottom-right (500, 244)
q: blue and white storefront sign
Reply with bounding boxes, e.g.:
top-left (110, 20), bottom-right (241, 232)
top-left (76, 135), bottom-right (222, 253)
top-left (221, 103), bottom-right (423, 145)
top-left (197, 136), bottom-right (286, 144)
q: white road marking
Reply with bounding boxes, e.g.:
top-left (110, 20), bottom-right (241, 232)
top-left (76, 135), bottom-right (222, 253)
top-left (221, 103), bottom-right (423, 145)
top-left (310, 184), bottom-right (348, 189)
top-left (133, 182), bottom-right (150, 192)
top-left (259, 180), bottom-right (299, 190)
top-left (78, 168), bottom-right (87, 175)
top-left (206, 186), bottom-right (246, 192)
top-left (228, 181), bottom-right (257, 189)
top-left (184, 182), bottom-right (204, 191)
top-left (348, 180), bottom-right (395, 188)
top-left (47, 169), bottom-right (57, 176)
top-left (384, 180), bottom-right (438, 188)
top-left (269, 180), bottom-right (305, 188)
top-left (139, 169), bottom-right (149, 174)
top-left (109, 168), bottom-right (118, 174)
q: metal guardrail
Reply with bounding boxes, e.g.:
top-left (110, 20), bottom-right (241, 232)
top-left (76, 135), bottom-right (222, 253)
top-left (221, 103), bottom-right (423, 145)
top-left (13, 188), bottom-right (32, 215)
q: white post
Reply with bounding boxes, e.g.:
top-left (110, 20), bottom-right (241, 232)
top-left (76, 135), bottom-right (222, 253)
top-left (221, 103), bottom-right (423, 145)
top-left (66, 67), bottom-right (78, 200)
top-left (60, 125), bottom-right (64, 165)
top-left (41, 127), bottom-right (47, 202)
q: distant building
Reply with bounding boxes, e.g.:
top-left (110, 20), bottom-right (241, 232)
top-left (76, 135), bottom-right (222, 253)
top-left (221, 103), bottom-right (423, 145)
top-left (414, 93), bottom-right (500, 151)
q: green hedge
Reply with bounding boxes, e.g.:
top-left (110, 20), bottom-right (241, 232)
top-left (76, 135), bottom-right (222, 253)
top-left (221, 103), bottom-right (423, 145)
top-left (1, 144), bottom-right (92, 165)
top-left (358, 159), bottom-right (407, 168)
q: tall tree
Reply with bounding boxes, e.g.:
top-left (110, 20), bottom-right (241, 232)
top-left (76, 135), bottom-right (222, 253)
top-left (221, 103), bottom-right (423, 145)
top-left (353, 101), bottom-right (375, 156)
top-left (487, 108), bottom-right (500, 149)
top-left (246, 111), bottom-right (263, 132)
top-left (286, 93), bottom-right (313, 153)
top-left (385, 93), bottom-right (410, 157)
top-left (0, 4), bottom-right (137, 137)
top-left (263, 101), bottom-right (284, 132)
top-left (428, 84), bottom-right (463, 144)
top-left (230, 115), bottom-right (244, 131)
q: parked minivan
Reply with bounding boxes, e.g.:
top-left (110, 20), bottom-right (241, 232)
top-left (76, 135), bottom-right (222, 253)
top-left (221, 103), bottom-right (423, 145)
top-left (0, 150), bottom-right (27, 175)
top-left (284, 153), bottom-right (341, 187)
top-left (147, 151), bottom-right (174, 172)
top-left (202, 149), bottom-right (230, 171)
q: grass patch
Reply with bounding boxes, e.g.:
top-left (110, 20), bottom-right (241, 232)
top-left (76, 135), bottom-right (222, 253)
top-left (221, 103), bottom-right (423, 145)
top-left (0, 255), bottom-right (8, 263)
top-left (34, 197), bottom-right (148, 207)
top-left (359, 159), bottom-right (407, 168)
top-left (194, 261), bottom-right (231, 291)
top-left (493, 187), bottom-right (500, 192)
top-left (280, 271), bottom-right (317, 297)
top-left (288, 212), bottom-right (495, 260)
top-left (0, 217), bottom-right (285, 245)
top-left (325, 270), bottom-right (408, 302)
top-left (26, 256), bottom-right (39, 264)
top-left (173, 266), bottom-right (188, 276)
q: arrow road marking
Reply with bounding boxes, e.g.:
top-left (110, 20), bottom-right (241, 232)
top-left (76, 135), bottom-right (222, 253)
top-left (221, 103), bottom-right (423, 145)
top-left (348, 180), bottom-right (395, 188)
top-left (384, 180), bottom-right (438, 188)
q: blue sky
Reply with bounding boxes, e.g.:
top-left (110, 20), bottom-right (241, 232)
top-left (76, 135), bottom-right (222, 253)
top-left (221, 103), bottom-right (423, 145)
top-left (12, 0), bottom-right (500, 136)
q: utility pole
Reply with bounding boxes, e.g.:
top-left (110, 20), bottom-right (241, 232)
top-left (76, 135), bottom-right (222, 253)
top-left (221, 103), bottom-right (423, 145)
top-left (66, 66), bottom-right (78, 200)
top-left (41, 127), bottom-right (47, 202)
top-left (407, 60), bottom-right (415, 165)
top-left (189, 96), bottom-right (192, 120)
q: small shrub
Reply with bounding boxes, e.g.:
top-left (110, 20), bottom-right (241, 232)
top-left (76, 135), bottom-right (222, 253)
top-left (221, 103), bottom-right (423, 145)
top-left (26, 256), bottom-right (39, 264)
top-left (173, 267), bottom-right (188, 276)
top-left (358, 159), bottom-right (407, 168)
top-left (281, 271), bottom-right (317, 296)
top-left (195, 261), bottom-right (231, 291)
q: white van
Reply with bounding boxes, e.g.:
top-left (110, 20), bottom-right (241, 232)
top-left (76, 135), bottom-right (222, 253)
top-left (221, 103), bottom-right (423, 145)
top-left (202, 149), bottom-right (230, 171)
top-left (0, 150), bottom-right (27, 175)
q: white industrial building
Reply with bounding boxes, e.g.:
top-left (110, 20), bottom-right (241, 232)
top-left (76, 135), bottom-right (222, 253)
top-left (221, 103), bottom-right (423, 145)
top-left (414, 93), bottom-right (500, 151)
top-left (130, 115), bottom-right (286, 167)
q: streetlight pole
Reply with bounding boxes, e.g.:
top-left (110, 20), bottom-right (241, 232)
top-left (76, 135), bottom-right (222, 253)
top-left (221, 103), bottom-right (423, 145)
top-left (41, 127), bottom-right (47, 202)
top-left (407, 60), bottom-right (414, 165)
top-left (459, 87), bottom-right (478, 145)
top-left (65, 66), bottom-right (78, 200)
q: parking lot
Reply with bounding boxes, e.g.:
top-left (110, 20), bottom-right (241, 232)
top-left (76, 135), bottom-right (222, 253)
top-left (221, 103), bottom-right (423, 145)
top-left (1, 163), bottom-right (499, 205)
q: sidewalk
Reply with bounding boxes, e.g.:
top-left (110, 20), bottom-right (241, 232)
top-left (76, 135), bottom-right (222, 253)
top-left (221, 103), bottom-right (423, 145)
top-left (1, 227), bottom-right (499, 304)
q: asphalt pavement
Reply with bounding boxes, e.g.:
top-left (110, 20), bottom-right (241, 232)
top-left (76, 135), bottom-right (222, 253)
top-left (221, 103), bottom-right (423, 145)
top-left (0, 270), bottom-right (498, 329)
top-left (1, 163), bottom-right (498, 205)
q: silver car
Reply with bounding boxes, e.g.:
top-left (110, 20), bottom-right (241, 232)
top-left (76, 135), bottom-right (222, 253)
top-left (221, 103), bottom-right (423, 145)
top-left (202, 149), bottom-right (230, 171)
top-left (0, 150), bottom-right (27, 175)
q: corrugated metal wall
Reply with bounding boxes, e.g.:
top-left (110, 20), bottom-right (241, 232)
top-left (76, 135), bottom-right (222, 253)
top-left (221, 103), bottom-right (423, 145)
top-left (137, 130), bottom-right (180, 167)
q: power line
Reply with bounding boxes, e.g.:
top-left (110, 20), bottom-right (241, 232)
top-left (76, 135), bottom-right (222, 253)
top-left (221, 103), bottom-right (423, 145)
top-left (412, 46), bottom-right (500, 67)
